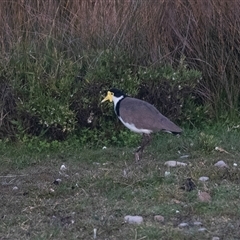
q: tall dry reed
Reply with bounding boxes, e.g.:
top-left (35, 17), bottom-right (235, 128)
top-left (0, 0), bottom-right (240, 118)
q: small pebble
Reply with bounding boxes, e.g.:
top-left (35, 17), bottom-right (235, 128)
top-left (198, 191), bottom-right (211, 202)
top-left (49, 188), bottom-right (55, 193)
top-left (53, 178), bottom-right (62, 185)
top-left (58, 171), bottom-right (69, 178)
top-left (193, 221), bottom-right (202, 226)
top-left (233, 163), bottom-right (237, 167)
top-left (154, 215), bottom-right (164, 222)
top-left (12, 186), bottom-right (18, 191)
top-left (164, 171), bottom-right (170, 177)
top-left (102, 146), bottom-right (107, 149)
top-left (178, 222), bottom-right (189, 228)
top-left (198, 227), bottom-right (207, 232)
top-left (164, 161), bottom-right (187, 167)
top-left (124, 215), bottom-right (143, 225)
top-left (93, 228), bottom-right (97, 239)
top-left (199, 176), bottom-right (209, 182)
top-left (214, 160), bottom-right (228, 168)
top-left (60, 164), bottom-right (67, 171)
top-left (212, 237), bottom-right (220, 240)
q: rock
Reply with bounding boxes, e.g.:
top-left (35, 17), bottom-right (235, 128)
top-left (198, 190), bottom-right (211, 202)
top-left (93, 228), bottom-right (97, 239)
top-left (199, 176), bottom-right (209, 182)
top-left (214, 160), bottom-right (228, 168)
top-left (193, 221), bottom-right (202, 226)
top-left (53, 178), bottom-right (62, 185)
top-left (60, 164), bottom-right (67, 171)
top-left (164, 171), bottom-right (171, 177)
top-left (233, 163), bottom-right (237, 167)
top-left (124, 215), bottom-right (143, 225)
top-left (58, 171), bottom-right (69, 178)
top-left (164, 161), bottom-right (187, 167)
top-left (12, 186), bottom-right (18, 191)
top-left (198, 227), bottom-right (207, 232)
top-left (178, 222), bottom-right (189, 228)
top-left (154, 215), bottom-right (164, 222)
top-left (93, 162), bottom-right (100, 165)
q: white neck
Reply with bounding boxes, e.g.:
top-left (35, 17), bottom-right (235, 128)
top-left (113, 95), bottom-right (124, 107)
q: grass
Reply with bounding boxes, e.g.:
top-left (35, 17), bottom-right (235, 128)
top-left (1, 127), bottom-right (240, 239)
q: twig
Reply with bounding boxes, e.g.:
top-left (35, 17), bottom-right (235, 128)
top-left (0, 174), bottom-right (28, 178)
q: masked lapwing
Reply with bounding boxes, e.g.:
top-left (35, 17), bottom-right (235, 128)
top-left (101, 88), bottom-right (182, 161)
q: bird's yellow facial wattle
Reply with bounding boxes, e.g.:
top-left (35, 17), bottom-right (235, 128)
top-left (101, 91), bottom-right (114, 103)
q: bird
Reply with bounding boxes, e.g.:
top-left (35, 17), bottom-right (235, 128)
top-left (101, 88), bottom-right (182, 161)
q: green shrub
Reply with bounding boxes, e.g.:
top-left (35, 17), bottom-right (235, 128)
top-left (0, 43), bottom-right (80, 140)
top-left (0, 46), bottom-right (205, 145)
top-left (136, 62), bottom-right (204, 126)
top-left (70, 49), bottom-right (140, 133)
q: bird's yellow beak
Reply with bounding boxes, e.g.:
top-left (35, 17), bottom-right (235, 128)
top-left (101, 91), bottom-right (113, 103)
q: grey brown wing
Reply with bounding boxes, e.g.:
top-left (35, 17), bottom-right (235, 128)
top-left (119, 97), bottom-right (181, 132)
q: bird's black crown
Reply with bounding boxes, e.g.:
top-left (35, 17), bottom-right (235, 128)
top-left (109, 88), bottom-right (126, 98)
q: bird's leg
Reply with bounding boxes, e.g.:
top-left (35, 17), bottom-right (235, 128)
top-left (135, 134), bottom-right (152, 161)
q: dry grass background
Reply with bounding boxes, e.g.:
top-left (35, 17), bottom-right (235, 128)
top-left (1, 0), bottom-right (240, 118)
